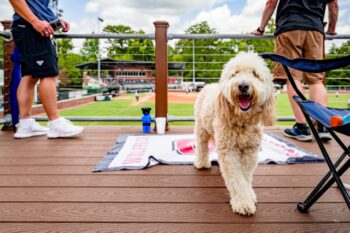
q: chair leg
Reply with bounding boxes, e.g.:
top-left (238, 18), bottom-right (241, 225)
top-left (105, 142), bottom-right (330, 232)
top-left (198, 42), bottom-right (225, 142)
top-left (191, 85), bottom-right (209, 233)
top-left (302, 151), bottom-right (348, 205)
top-left (297, 158), bottom-right (350, 213)
top-left (297, 112), bottom-right (350, 212)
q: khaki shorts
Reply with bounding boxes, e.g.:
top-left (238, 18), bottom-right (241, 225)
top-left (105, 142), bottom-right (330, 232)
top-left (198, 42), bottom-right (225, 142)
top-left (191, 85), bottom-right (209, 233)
top-left (274, 30), bottom-right (325, 85)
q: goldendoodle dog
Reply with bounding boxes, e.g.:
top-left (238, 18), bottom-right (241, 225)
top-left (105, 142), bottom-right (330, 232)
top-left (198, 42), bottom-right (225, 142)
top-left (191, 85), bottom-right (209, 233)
top-left (194, 52), bottom-right (275, 215)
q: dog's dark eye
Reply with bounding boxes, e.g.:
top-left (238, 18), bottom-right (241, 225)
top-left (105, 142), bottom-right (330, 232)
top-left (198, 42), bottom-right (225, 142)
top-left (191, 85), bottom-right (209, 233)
top-left (252, 71), bottom-right (259, 78)
top-left (231, 71), bottom-right (240, 78)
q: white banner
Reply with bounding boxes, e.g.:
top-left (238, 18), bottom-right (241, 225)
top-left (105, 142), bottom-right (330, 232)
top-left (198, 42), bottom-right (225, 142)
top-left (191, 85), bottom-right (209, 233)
top-left (94, 134), bottom-right (323, 171)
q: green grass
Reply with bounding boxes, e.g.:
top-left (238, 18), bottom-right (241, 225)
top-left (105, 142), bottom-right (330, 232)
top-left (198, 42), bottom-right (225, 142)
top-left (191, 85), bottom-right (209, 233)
top-left (56, 93), bottom-right (350, 126)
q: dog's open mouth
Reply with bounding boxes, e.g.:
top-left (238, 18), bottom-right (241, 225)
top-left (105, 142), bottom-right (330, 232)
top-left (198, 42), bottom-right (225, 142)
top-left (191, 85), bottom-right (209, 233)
top-left (239, 94), bottom-right (252, 111)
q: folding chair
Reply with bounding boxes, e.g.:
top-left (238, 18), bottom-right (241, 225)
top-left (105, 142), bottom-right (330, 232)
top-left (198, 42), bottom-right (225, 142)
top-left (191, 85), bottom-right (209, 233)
top-left (261, 53), bottom-right (350, 213)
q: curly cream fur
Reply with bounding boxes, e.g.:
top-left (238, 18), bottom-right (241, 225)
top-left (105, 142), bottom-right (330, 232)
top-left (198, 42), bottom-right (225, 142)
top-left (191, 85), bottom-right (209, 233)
top-left (194, 52), bottom-right (275, 215)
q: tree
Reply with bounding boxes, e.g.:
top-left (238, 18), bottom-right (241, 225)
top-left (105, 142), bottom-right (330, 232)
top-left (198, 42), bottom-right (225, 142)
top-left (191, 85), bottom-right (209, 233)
top-left (57, 38), bottom-right (74, 58)
top-left (103, 25), bottom-right (154, 61)
top-left (326, 40), bottom-right (350, 86)
top-left (80, 37), bottom-right (99, 62)
top-left (58, 53), bottom-right (84, 86)
top-left (56, 39), bottom-right (84, 86)
top-left (170, 21), bottom-right (276, 83)
top-left (171, 21), bottom-right (226, 83)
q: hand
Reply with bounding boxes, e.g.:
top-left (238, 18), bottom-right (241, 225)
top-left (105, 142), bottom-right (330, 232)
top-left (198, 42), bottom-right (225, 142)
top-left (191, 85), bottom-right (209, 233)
top-left (31, 19), bottom-right (54, 37)
top-left (251, 27), bottom-right (264, 36)
top-left (251, 29), bottom-right (264, 36)
top-left (61, 19), bottom-right (70, 33)
top-left (326, 30), bottom-right (337, 36)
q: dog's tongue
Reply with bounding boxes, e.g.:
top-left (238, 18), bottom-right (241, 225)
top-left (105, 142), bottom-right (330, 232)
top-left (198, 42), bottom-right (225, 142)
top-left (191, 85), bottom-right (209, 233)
top-left (239, 96), bottom-right (251, 110)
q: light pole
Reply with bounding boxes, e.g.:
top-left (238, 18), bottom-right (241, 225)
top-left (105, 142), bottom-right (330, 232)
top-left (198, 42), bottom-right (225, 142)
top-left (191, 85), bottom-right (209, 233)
top-left (97, 17), bottom-right (104, 84)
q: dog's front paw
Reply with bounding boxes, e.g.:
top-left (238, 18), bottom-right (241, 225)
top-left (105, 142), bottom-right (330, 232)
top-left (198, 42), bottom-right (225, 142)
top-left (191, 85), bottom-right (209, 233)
top-left (230, 198), bottom-right (256, 216)
top-left (194, 159), bottom-right (211, 170)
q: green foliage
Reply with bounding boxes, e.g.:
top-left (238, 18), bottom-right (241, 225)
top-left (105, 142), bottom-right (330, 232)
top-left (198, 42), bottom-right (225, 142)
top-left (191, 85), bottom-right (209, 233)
top-left (172, 22), bottom-right (226, 83)
top-left (170, 21), bottom-right (275, 83)
top-left (326, 40), bottom-right (350, 86)
top-left (103, 25), bottom-right (154, 61)
top-left (58, 52), bottom-right (84, 86)
top-left (80, 37), bottom-right (99, 62)
top-left (57, 38), bottom-right (74, 58)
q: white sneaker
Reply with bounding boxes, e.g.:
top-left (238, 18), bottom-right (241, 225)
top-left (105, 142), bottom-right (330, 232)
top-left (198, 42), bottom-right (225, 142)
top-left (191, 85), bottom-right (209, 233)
top-left (14, 119), bottom-right (49, 139)
top-left (47, 117), bottom-right (84, 138)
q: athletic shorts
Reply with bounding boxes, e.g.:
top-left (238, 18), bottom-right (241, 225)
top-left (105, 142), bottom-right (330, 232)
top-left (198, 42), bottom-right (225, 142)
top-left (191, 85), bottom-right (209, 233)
top-left (11, 19), bottom-right (59, 78)
top-left (274, 30), bottom-right (325, 85)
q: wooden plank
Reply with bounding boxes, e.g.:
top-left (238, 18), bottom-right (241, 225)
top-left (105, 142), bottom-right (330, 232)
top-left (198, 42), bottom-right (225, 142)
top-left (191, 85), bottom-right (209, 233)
top-left (0, 150), bottom-right (110, 158)
top-left (0, 164), bottom-right (341, 175)
top-left (1, 158), bottom-right (347, 174)
top-left (0, 158), bottom-right (101, 166)
top-left (0, 187), bottom-right (344, 203)
top-left (1, 223), bottom-right (349, 233)
top-left (0, 145), bottom-right (112, 153)
top-left (0, 203), bottom-right (349, 223)
top-left (0, 175), bottom-right (349, 188)
top-left (0, 140), bottom-right (115, 147)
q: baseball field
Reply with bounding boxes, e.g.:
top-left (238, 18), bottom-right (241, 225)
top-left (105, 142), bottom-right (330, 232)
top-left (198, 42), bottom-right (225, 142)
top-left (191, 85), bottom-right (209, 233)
top-left (57, 91), bottom-right (350, 126)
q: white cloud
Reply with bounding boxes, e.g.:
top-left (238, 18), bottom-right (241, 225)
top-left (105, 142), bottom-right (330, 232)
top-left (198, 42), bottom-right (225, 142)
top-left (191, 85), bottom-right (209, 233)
top-left (81, 0), bottom-right (225, 33)
top-left (188, 2), bottom-right (266, 34)
top-left (85, 1), bottom-right (99, 13)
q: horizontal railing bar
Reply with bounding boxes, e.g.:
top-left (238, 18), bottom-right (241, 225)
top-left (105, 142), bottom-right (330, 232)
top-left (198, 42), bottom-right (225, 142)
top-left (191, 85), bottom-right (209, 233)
top-left (168, 34), bottom-right (350, 40)
top-left (168, 34), bottom-right (275, 40)
top-left (2, 31), bottom-right (350, 40)
top-left (54, 33), bottom-right (155, 39)
top-left (32, 116), bottom-right (296, 122)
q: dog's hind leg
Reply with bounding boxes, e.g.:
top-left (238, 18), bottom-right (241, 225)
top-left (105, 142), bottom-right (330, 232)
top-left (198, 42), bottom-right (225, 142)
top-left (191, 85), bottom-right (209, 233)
top-left (218, 152), bottom-right (257, 215)
top-left (194, 122), bottom-right (211, 169)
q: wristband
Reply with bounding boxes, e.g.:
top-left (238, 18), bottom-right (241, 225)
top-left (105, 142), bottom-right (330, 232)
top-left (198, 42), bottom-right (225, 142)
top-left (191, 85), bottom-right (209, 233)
top-left (257, 27), bottom-right (264, 33)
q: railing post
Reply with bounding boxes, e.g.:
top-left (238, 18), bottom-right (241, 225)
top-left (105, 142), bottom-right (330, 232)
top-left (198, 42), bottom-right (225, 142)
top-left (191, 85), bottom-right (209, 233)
top-left (154, 21), bottom-right (169, 130)
top-left (1, 20), bottom-right (14, 131)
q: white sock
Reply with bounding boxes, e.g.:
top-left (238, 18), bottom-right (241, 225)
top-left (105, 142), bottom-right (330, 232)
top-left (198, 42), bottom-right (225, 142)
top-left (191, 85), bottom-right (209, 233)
top-left (19, 118), bottom-right (34, 128)
top-left (49, 117), bottom-right (64, 126)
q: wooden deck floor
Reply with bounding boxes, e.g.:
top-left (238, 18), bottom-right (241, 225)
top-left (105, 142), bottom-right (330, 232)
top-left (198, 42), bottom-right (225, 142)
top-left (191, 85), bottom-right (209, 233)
top-left (0, 126), bottom-right (349, 233)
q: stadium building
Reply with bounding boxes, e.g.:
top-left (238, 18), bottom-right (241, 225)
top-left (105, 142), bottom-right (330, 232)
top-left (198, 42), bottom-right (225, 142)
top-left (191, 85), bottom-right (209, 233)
top-left (76, 58), bottom-right (185, 91)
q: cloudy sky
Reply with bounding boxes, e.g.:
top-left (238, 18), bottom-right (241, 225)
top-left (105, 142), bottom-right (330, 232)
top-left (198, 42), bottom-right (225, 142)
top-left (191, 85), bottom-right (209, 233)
top-left (1, 0), bottom-right (350, 48)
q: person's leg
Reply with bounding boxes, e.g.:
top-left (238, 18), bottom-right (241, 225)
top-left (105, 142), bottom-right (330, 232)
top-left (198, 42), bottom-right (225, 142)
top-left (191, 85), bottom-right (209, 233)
top-left (15, 75), bottom-right (49, 139)
top-left (38, 77), bottom-right (59, 121)
top-left (37, 77), bottom-right (84, 138)
top-left (304, 31), bottom-right (328, 107)
top-left (287, 79), bottom-right (306, 124)
top-left (17, 75), bottom-right (38, 119)
top-left (275, 31), bottom-right (312, 141)
top-left (309, 83), bottom-right (327, 106)
top-left (303, 31), bottom-right (332, 141)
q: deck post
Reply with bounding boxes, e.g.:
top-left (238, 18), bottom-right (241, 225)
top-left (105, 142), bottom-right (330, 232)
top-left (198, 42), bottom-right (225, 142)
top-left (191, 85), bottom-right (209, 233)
top-left (153, 21), bottom-right (169, 131)
top-left (1, 20), bottom-right (14, 131)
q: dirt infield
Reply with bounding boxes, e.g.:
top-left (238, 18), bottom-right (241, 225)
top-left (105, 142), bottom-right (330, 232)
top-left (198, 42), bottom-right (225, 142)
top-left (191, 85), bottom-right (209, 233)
top-left (118, 92), bottom-right (198, 105)
top-left (147, 92), bottom-right (198, 104)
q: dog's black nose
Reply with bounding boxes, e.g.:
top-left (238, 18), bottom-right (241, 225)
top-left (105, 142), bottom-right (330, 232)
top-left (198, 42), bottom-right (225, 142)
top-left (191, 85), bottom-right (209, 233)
top-left (239, 83), bottom-right (249, 93)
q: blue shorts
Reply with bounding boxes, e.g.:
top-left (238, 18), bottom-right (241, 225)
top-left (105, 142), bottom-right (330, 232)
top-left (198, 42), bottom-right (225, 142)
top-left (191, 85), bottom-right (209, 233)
top-left (11, 19), bottom-right (59, 78)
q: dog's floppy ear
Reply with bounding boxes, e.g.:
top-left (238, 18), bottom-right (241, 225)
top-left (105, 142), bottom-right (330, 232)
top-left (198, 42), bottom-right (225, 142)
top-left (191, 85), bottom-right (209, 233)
top-left (215, 92), bottom-right (232, 125)
top-left (261, 91), bottom-right (276, 126)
